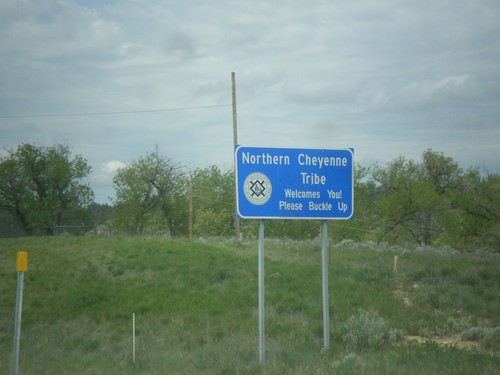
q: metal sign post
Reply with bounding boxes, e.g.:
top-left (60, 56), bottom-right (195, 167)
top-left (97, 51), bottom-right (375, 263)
top-left (12, 251), bottom-right (28, 375)
top-left (321, 221), bottom-right (330, 349)
top-left (258, 220), bottom-right (265, 364)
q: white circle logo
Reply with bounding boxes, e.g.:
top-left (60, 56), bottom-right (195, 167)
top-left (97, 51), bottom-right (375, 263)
top-left (243, 172), bottom-right (272, 205)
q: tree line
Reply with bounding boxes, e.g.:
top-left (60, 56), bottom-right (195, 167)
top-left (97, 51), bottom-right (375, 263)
top-left (0, 143), bottom-right (498, 251)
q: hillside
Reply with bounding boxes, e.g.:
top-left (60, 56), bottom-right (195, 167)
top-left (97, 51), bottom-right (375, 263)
top-left (1, 237), bottom-right (499, 374)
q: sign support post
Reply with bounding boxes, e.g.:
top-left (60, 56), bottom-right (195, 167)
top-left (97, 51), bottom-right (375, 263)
top-left (12, 251), bottom-right (28, 375)
top-left (258, 219), bottom-right (265, 364)
top-left (321, 221), bottom-right (330, 349)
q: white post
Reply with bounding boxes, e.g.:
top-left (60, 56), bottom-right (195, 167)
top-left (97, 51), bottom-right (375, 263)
top-left (258, 220), bottom-right (265, 364)
top-left (12, 252), bottom-right (28, 375)
top-left (132, 313), bottom-right (136, 366)
top-left (321, 221), bottom-right (330, 349)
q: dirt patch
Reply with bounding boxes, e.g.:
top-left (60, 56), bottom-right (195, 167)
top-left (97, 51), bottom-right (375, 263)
top-left (405, 335), bottom-right (482, 352)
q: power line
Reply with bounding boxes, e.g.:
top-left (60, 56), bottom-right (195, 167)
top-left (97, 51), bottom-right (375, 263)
top-left (0, 104), bottom-right (232, 119)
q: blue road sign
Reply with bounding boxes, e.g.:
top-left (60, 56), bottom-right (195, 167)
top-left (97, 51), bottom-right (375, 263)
top-left (235, 146), bottom-right (354, 219)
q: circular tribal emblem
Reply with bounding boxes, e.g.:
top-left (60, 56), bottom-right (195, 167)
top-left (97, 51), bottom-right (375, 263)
top-left (243, 172), bottom-right (272, 205)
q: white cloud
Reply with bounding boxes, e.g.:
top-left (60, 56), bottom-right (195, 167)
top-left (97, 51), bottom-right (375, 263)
top-left (93, 160), bottom-right (126, 183)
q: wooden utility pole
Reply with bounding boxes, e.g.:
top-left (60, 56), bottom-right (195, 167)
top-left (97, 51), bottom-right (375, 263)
top-left (188, 182), bottom-right (193, 239)
top-left (232, 72), bottom-right (241, 240)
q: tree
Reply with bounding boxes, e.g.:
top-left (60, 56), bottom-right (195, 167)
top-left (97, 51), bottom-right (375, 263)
top-left (372, 150), bottom-right (462, 246)
top-left (422, 149), bottom-right (461, 195)
top-left (448, 169), bottom-right (500, 250)
top-left (418, 149), bottom-right (462, 245)
top-left (189, 165), bottom-right (234, 237)
top-left (333, 163), bottom-right (378, 242)
top-left (372, 156), bottom-right (425, 244)
top-left (111, 146), bottom-right (184, 236)
top-left (0, 143), bottom-right (94, 235)
top-left (368, 149), bottom-right (500, 249)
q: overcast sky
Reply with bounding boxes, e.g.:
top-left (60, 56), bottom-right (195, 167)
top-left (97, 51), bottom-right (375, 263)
top-left (1, 0), bottom-right (499, 203)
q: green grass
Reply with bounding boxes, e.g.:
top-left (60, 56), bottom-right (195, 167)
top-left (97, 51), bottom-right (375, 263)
top-left (1, 236), bottom-right (499, 374)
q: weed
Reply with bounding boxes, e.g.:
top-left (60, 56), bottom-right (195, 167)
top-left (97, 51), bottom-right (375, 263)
top-left (342, 309), bottom-right (403, 351)
top-left (330, 352), bottom-right (360, 370)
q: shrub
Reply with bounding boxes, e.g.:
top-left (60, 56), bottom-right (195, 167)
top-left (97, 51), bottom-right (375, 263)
top-left (461, 327), bottom-right (488, 341)
top-left (461, 326), bottom-right (500, 351)
top-left (480, 327), bottom-right (500, 352)
top-left (330, 352), bottom-right (360, 370)
top-left (343, 309), bottom-right (403, 351)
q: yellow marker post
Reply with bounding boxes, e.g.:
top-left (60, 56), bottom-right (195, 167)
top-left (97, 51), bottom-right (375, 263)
top-left (12, 251), bottom-right (28, 375)
top-left (16, 251), bottom-right (28, 272)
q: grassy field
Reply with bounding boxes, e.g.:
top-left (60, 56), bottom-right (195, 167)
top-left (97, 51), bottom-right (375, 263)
top-left (0, 236), bottom-right (499, 374)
